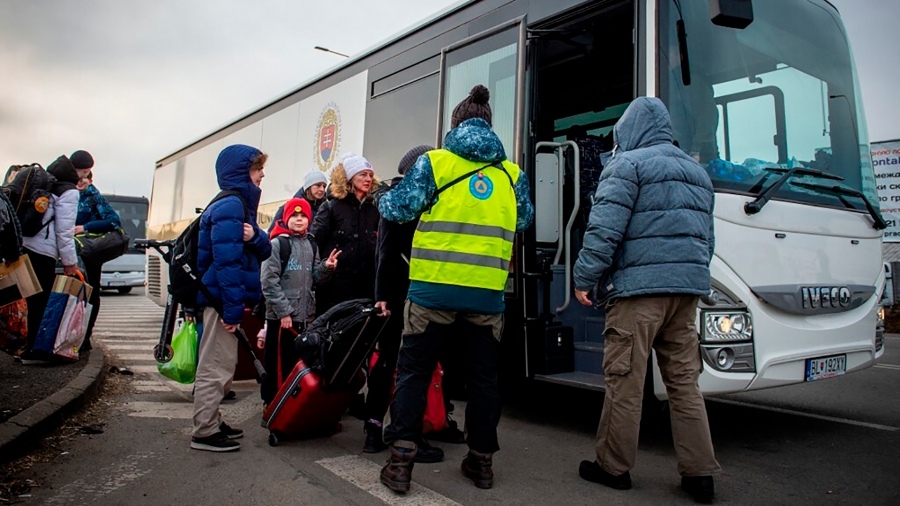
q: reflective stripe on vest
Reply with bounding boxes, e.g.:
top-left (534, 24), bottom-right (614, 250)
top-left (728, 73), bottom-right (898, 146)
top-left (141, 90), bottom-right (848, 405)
top-left (409, 149), bottom-right (520, 291)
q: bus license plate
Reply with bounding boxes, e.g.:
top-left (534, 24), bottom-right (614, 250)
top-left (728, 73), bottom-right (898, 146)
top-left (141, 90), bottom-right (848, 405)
top-left (805, 354), bottom-right (847, 382)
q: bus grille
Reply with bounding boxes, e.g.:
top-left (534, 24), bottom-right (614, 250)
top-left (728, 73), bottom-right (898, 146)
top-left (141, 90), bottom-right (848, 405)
top-left (148, 255), bottom-right (162, 299)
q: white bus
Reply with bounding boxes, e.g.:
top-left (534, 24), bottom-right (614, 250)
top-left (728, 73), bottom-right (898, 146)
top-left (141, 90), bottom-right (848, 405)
top-left (146, 0), bottom-right (887, 399)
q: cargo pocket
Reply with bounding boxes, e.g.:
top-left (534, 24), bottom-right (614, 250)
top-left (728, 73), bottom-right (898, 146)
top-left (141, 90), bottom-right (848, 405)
top-left (602, 327), bottom-right (634, 376)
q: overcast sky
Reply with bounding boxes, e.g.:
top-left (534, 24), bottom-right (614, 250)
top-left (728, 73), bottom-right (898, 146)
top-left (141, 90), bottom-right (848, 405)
top-left (0, 0), bottom-right (896, 197)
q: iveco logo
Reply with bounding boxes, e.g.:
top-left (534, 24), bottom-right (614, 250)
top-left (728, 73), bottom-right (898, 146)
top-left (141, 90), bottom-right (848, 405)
top-left (801, 286), bottom-right (852, 309)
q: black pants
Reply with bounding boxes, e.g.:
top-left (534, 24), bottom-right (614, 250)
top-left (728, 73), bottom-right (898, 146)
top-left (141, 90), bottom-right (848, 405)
top-left (260, 319), bottom-right (302, 404)
top-left (384, 308), bottom-right (501, 454)
top-left (24, 250), bottom-right (59, 350)
top-left (83, 261), bottom-right (102, 345)
top-left (364, 310), bottom-right (403, 423)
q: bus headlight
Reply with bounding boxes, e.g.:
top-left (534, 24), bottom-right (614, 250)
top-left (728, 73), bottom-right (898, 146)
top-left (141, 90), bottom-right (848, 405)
top-left (702, 311), bottom-right (753, 343)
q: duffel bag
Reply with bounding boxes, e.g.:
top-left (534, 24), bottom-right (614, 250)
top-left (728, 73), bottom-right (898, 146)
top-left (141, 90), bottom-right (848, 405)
top-left (75, 228), bottom-right (130, 264)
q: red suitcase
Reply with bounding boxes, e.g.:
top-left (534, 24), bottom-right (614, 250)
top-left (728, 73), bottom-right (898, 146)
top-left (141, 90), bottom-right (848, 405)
top-left (261, 358), bottom-right (364, 446)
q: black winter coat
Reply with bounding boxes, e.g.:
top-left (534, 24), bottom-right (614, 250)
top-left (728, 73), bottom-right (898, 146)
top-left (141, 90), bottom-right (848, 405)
top-left (374, 176), bottom-right (417, 305)
top-left (309, 193), bottom-right (379, 282)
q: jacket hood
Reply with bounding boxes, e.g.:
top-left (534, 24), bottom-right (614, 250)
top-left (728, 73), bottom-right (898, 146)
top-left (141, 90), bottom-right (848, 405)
top-left (613, 97), bottom-right (674, 152)
top-left (47, 155), bottom-right (79, 195)
top-left (215, 144), bottom-right (263, 211)
top-left (444, 118), bottom-right (507, 163)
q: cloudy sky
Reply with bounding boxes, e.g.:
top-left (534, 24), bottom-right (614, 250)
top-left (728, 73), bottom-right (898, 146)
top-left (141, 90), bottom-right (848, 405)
top-left (0, 0), bottom-right (896, 197)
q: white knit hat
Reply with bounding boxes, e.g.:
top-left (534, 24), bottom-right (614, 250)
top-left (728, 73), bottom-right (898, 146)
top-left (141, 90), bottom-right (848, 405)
top-left (342, 153), bottom-right (374, 181)
top-left (302, 169), bottom-right (327, 190)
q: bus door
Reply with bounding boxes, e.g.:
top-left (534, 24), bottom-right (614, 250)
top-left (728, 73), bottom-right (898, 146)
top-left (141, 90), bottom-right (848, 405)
top-left (436, 17), bottom-right (529, 381)
top-left (523, 0), bottom-right (636, 391)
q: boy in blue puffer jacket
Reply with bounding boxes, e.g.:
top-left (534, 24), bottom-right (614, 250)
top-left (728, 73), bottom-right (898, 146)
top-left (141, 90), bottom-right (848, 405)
top-left (190, 144), bottom-right (272, 453)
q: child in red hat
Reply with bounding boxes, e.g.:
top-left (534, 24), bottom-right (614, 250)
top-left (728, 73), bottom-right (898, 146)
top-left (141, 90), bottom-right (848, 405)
top-left (259, 197), bottom-right (341, 404)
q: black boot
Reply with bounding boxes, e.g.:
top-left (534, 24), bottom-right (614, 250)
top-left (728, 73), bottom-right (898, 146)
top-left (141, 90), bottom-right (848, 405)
top-left (578, 460), bottom-right (632, 490)
top-left (364, 422), bottom-right (388, 453)
top-left (380, 444), bottom-right (417, 493)
top-left (413, 440), bottom-right (444, 463)
top-left (681, 475), bottom-right (715, 504)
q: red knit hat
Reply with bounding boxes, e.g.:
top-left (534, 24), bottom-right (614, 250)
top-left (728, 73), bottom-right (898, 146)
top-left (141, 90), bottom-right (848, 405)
top-left (270, 197), bottom-right (312, 239)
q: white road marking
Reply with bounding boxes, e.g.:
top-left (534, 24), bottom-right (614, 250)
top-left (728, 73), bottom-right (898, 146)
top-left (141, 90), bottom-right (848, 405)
top-left (99, 339), bottom-right (158, 345)
top-left (711, 398), bottom-right (900, 431)
top-left (128, 365), bottom-right (164, 375)
top-left (44, 452), bottom-right (157, 504)
top-left (110, 353), bottom-right (157, 362)
top-left (874, 363), bottom-right (900, 371)
top-left (103, 344), bottom-right (155, 351)
top-left (317, 455), bottom-right (462, 506)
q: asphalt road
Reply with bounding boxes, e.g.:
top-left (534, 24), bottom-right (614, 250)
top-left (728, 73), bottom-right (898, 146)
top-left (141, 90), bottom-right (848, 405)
top-left (12, 294), bottom-right (900, 505)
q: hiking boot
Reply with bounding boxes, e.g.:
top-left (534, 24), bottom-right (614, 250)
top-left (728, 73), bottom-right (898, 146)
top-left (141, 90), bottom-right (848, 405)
top-left (681, 475), bottom-right (715, 504)
top-left (461, 450), bottom-right (493, 489)
top-left (363, 422), bottom-right (388, 453)
top-left (578, 460), bottom-right (632, 490)
top-left (414, 440), bottom-right (444, 464)
top-left (190, 432), bottom-right (241, 452)
top-left (219, 421), bottom-right (244, 440)
top-left (380, 444), bottom-right (417, 493)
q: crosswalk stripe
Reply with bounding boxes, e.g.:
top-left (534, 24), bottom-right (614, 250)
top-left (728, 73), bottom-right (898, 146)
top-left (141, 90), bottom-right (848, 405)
top-left (317, 455), bottom-right (462, 506)
top-left (104, 345), bottom-right (156, 351)
top-left (109, 353), bottom-right (157, 363)
top-left (99, 339), bottom-right (158, 345)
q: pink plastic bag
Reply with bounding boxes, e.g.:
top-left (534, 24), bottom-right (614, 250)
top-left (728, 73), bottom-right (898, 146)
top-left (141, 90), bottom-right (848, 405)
top-left (53, 292), bottom-right (91, 361)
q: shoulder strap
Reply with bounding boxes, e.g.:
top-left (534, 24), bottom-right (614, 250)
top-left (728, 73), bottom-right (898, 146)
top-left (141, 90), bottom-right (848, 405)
top-left (278, 237), bottom-right (290, 274)
top-left (427, 162), bottom-right (513, 211)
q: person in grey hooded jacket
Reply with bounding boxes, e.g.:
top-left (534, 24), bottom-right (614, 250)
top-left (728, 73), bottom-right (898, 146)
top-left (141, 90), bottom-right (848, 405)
top-left (572, 97), bottom-right (720, 504)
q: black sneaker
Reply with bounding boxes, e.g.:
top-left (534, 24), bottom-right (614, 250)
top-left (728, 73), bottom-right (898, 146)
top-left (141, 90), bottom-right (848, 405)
top-left (578, 460), bottom-right (632, 490)
top-left (219, 422), bottom-right (244, 440)
top-left (428, 418), bottom-right (466, 444)
top-left (223, 390), bottom-right (237, 401)
top-left (190, 432), bottom-right (241, 452)
top-left (681, 475), bottom-right (715, 504)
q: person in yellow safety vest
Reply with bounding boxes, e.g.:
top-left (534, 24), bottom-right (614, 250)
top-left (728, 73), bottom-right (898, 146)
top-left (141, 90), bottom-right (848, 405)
top-left (377, 84), bottom-right (534, 493)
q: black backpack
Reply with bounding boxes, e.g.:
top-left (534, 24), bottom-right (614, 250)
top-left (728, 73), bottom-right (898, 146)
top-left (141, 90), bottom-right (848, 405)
top-left (294, 298), bottom-right (375, 373)
top-left (168, 190), bottom-right (247, 308)
top-left (4, 164), bottom-right (56, 237)
top-left (0, 188), bottom-right (23, 263)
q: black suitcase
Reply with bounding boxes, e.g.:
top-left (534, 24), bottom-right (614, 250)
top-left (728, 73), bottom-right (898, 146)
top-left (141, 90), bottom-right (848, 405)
top-left (295, 298), bottom-right (389, 389)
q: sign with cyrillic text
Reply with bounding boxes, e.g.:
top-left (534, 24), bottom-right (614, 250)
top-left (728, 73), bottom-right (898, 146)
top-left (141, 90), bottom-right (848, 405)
top-left (872, 139), bottom-right (900, 242)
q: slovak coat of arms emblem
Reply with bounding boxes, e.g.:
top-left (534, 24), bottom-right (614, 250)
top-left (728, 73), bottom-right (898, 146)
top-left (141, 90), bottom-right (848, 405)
top-left (315, 103), bottom-right (341, 172)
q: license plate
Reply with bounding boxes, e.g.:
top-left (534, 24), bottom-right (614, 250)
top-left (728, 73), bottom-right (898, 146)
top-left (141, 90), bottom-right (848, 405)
top-left (107, 281), bottom-right (126, 287)
top-left (805, 354), bottom-right (847, 382)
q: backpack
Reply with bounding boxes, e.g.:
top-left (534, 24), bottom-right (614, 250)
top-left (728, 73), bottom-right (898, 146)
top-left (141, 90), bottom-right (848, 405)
top-left (0, 188), bottom-right (23, 263)
top-left (251, 234), bottom-right (319, 319)
top-left (168, 190), bottom-right (247, 308)
top-left (294, 298), bottom-right (375, 373)
top-left (4, 164), bottom-right (56, 237)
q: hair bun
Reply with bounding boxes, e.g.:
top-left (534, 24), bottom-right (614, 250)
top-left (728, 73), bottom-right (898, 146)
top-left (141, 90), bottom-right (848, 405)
top-left (470, 85), bottom-right (490, 105)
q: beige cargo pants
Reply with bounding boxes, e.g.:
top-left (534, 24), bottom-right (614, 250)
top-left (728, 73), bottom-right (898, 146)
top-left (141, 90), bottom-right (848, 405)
top-left (192, 307), bottom-right (239, 438)
top-left (595, 295), bottom-right (721, 477)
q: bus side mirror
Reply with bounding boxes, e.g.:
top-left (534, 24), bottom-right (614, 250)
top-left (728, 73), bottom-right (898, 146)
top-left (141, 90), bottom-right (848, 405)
top-left (708, 0), bottom-right (754, 29)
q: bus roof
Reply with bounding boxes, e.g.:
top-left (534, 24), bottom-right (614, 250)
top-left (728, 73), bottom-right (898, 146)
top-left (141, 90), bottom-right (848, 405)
top-left (156, 0), bottom-right (476, 167)
top-left (105, 194), bottom-right (150, 204)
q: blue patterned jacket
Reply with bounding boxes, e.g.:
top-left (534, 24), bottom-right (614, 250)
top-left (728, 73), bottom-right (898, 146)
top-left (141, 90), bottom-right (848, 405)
top-left (77, 185), bottom-right (121, 233)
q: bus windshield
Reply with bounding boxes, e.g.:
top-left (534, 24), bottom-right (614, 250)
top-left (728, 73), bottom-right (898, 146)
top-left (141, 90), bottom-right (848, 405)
top-left (659, 0), bottom-right (878, 212)
top-left (108, 197), bottom-right (148, 253)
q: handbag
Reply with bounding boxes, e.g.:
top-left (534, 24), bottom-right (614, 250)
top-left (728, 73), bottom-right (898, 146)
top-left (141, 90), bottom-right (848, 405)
top-left (158, 321), bottom-right (198, 384)
top-left (33, 273), bottom-right (92, 358)
top-left (53, 285), bottom-right (92, 360)
top-left (75, 227), bottom-right (130, 264)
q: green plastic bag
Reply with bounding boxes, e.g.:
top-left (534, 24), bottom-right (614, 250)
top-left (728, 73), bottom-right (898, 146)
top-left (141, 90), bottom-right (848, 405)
top-left (157, 321), bottom-right (198, 384)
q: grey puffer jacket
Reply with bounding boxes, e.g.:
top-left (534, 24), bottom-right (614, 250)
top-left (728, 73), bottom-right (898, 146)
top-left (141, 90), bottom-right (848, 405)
top-left (260, 234), bottom-right (334, 323)
top-left (573, 97), bottom-right (715, 304)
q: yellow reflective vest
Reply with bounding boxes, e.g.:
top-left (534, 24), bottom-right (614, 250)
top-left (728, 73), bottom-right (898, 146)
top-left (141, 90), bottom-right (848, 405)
top-left (409, 149), bottom-right (519, 291)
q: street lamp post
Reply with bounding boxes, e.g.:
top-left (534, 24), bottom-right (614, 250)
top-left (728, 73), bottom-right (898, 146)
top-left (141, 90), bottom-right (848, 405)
top-left (314, 46), bottom-right (350, 58)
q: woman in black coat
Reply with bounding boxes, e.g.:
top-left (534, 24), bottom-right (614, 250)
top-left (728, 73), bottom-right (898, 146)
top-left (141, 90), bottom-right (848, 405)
top-left (309, 154), bottom-right (380, 314)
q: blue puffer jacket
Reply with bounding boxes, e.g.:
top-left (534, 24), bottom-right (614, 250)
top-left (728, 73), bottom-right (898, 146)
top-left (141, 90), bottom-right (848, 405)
top-left (196, 144), bottom-right (272, 324)
top-left (573, 97), bottom-right (715, 304)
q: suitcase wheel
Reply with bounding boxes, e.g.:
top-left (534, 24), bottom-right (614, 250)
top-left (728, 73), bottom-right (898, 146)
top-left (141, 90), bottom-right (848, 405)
top-left (268, 432), bottom-right (280, 447)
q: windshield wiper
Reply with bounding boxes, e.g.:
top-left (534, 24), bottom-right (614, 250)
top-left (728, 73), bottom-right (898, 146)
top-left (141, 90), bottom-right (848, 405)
top-left (790, 181), bottom-right (887, 230)
top-left (744, 166), bottom-right (844, 215)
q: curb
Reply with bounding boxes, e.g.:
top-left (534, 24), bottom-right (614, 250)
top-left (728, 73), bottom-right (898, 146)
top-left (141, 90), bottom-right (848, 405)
top-left (0, 349), bottom-right (106, 464)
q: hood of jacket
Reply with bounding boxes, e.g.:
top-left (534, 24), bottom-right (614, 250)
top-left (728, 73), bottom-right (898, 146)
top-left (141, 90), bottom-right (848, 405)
top-left (46, 155), bottom-right (79, 195)
top-left (215, 144), bottom-right (263, 214)
top-left (613, 97), bottom-right (674, 153)
top-left (443, 118), bottom-right (507, 163)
